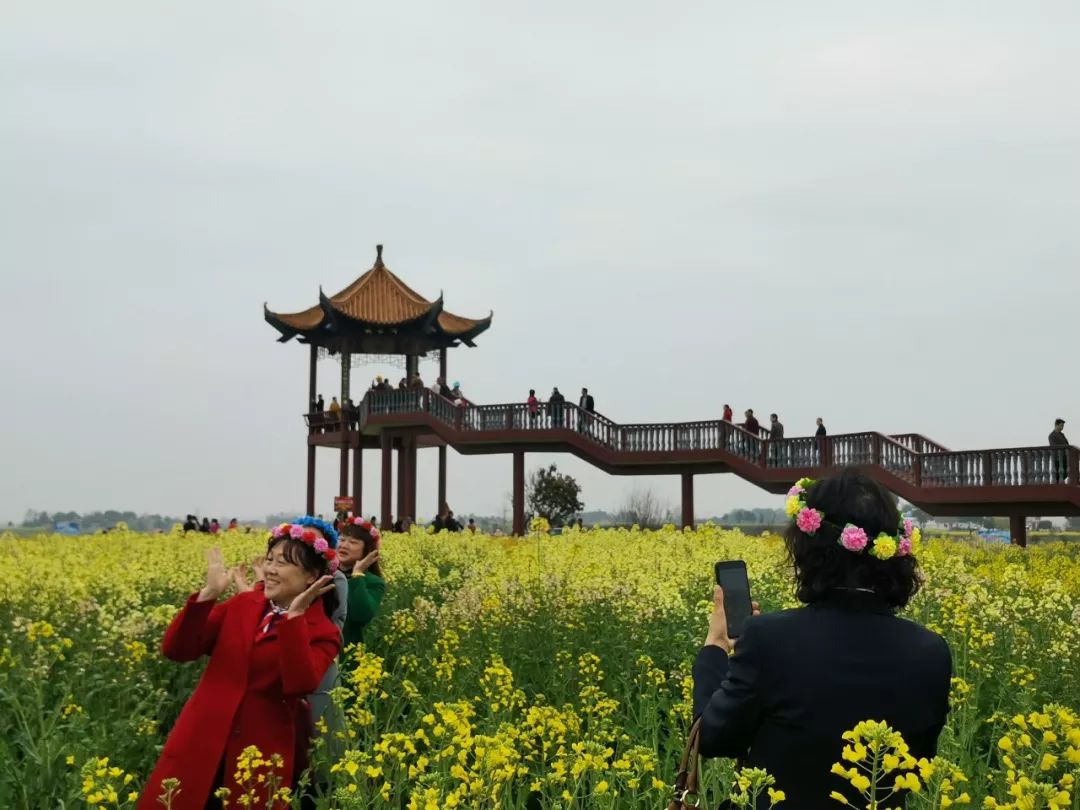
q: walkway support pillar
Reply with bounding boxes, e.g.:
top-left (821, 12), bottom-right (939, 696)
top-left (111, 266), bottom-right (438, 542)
top-left (1010, 515), bottom-right (1027, 548)
top-left (681, 473), bottom-right (695, 530)
top-left (438, 444), bottom-right (448, 515)
top-left (396, 444), bottom-right (406, 523)
top-left (380, 432), bottom-right (393, 531)
top-left (512, 451), bottom-right (525, 536)
top-left (339, 446), bottom-right (349, 506)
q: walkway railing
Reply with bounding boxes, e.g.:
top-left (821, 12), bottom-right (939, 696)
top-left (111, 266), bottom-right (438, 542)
top-left (306, 391), bottom-right (1080, 490)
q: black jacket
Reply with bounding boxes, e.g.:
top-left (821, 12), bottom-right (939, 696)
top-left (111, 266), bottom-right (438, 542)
top-left (693, 590), bottom-right (950, 810)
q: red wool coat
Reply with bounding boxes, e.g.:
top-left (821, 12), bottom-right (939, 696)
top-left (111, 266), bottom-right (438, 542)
top-left (138, 587), bottom-right (341, 810)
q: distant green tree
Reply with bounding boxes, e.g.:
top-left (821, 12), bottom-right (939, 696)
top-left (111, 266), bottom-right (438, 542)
top-left (526, 464), bottom-right (583, 527)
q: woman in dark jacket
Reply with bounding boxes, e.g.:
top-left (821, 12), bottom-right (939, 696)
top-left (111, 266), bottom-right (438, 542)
top-left (694, 468), bottom-right (951, 810)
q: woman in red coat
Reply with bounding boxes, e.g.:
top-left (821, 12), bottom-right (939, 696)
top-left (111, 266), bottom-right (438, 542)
top-left (138, 518), bottom-right (343, 810)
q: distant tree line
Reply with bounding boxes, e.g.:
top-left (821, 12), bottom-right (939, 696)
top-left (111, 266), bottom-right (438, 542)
top-left (20, 509), bottom-right (181, 533)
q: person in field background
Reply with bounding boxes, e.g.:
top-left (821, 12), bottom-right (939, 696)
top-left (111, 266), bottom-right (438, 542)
top-left (138, 517), bottom-right (341, 810)
top-left (336, 518), bottom-right (386, 652)
top-left (693, 468), bottom-right (950, 810)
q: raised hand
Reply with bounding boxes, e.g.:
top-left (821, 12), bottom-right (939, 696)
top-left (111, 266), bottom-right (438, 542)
top-left (229, 564), bottom-right (252, 594)
top-left (286, 575), bottom-right (336, 620)
top-left (705, 588), bottom-right (763, 653)
top-left (353, 549), bottom-right (380, 576)
top-left (705, 585), bottom-right (732, 652)
top-left (251, 556), bottom-right (266, 584)
top-left (198, 548), bottom-right (229, 602)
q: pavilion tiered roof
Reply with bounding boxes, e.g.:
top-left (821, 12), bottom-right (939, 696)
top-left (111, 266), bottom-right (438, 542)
top-left (264, 245), bottom-right (492, 353)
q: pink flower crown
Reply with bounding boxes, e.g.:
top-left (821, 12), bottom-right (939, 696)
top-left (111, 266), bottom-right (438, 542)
top-left (785, 477), bottom-right (921, 560)
top-left (348, 517), bottom-right (382, 547)
top-left (269, 523), bottom-right (340, 573)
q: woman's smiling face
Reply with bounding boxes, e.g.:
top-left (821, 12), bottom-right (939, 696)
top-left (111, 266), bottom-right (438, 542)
top-left (263, 537), bottom-right (319, 604)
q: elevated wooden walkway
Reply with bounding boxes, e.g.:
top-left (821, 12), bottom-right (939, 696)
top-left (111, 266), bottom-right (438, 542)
top-left (306, 391), bottom-right (1080, 543)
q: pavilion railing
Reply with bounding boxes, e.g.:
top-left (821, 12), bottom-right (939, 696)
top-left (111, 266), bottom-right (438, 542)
top-left (327, 392), bottom-right (1080, 490)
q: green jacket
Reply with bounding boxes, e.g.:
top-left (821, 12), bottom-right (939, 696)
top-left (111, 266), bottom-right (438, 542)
top-left (342, 572), bottom-right (386, 651)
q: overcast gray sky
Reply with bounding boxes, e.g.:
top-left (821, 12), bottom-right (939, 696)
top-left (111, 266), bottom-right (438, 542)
top-left (2, 1), bottom-right (1078, 524)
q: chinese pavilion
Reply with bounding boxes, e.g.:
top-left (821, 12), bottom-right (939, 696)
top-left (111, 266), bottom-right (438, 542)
top-left (265, 245), bottom-right (492, 523)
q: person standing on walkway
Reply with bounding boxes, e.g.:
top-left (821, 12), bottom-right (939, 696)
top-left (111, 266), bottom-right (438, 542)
top-left (527, 389), bottom-right (539, 427)
top-left (722, 404), bottom-right (733, 422)
top-left (740, 409), bottom-right (761, 458)
top-left (769, 414), bottom-right (785, 466)
top-left (815, 417), bottom-right (828, 465)
top-left (816, 418), bottom-right (827, 437)
top-left (549, 387), bottom-right (566, 428)
top-left (578, 387), bottom-right (595, 433)
top-left (1050, 418), bottom-right (1069, 483)
top-left (744, 409), bottom-right (760, 435)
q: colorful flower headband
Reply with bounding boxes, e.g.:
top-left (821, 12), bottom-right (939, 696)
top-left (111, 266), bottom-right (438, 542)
top-left (269, 515), bottom-right (340, 573)
top-left (785, 477), bottom-right (921, 560)
top-left (348, 517), bottom-right (382, 548)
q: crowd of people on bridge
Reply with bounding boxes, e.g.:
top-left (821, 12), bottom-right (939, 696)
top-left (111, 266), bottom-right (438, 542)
top-left (308, 383), bottom-right (1075, 485)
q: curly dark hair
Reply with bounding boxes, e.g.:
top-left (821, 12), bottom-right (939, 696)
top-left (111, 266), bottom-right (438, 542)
top-left (266, 536), bottom-right (340, 618)
top-left (783, 467), bottom-right (922, 609)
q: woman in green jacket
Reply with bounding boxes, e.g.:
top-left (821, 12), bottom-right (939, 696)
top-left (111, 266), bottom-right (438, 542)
top-left (337, 518), bottom-right (386, 651)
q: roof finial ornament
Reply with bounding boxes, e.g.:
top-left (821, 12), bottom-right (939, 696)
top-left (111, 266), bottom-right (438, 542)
top-left (375, 244), bottom-right (384, 268)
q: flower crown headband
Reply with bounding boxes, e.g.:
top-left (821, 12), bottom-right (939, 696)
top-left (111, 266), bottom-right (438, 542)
top-left (348, 517), bottom-right (382, 548)
top-left (269, 515), bottom-right (340, 573)
top-left (785, 477), bottom-right (921, 560)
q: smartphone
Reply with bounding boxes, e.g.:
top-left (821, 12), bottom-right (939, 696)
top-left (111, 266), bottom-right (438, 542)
top-left (714, 560), bottom-right (753, 639)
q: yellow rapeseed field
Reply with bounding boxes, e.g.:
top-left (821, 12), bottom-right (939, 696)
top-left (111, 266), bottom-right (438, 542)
top-left (1, 527), bottom-right (1078, 809)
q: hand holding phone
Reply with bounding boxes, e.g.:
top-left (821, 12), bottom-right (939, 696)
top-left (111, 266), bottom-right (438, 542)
top-left (713, 560), bottom-right (754, 641)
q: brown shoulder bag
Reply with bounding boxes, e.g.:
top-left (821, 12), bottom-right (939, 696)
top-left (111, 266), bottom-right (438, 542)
top-left (667, 717), bottom-right (702, 809)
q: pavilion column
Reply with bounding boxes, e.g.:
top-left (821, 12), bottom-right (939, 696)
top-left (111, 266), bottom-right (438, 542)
top-left (396, 444), bottom-right (406, 522)
top-left (1010, 515), bottom-right (1028, 548)
top-left (380, 432), bottom-right (393, 531)
top-left (440, 348), bottom-right (448, 384)
top-left (339, 447), bottom-right (349, 507)
top-left (306, 445), bottom-right (316, 516)
top-left (306, 343), bottom-right (317, 516)
top-left (681, 473), bottom-right (695, 530)
top-left (512, 451), bottom-right (525, 536)
top-left (406, 438), bottom-right (418, 521)
top-left (352, 444), bottom-right (363, 517)
top-left (437, 444), bottom-right (448, 516)
top-left (339, 350), bottom-right (351, 503)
